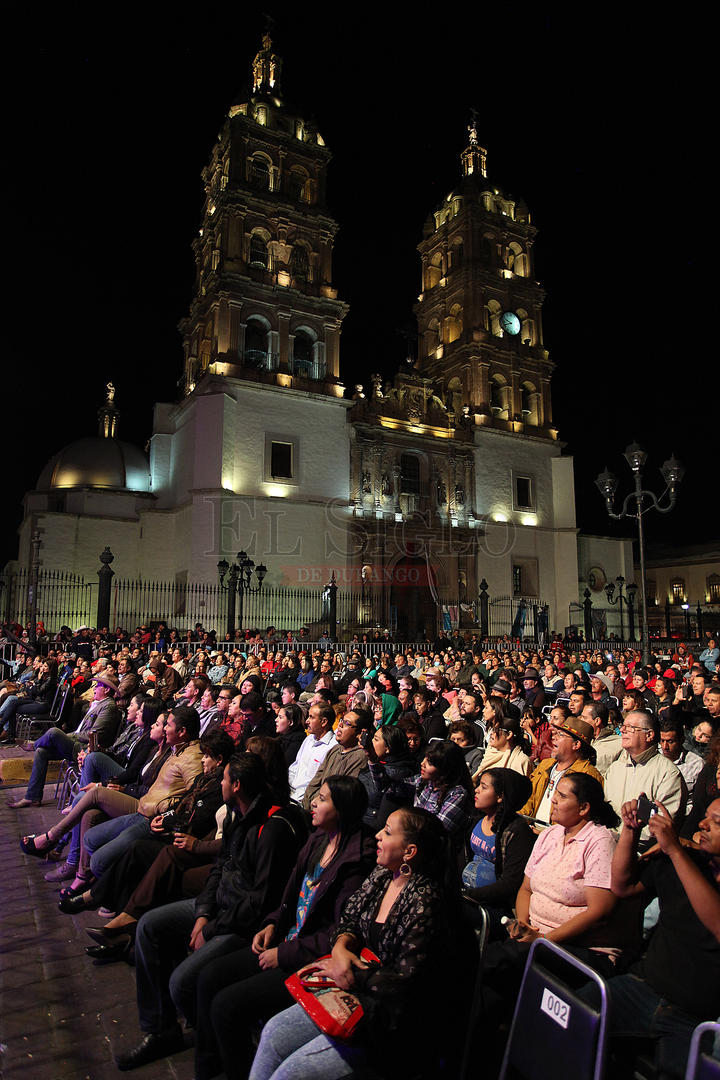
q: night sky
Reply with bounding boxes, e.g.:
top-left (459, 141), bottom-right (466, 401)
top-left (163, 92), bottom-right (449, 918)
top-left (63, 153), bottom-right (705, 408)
top-left (4, 7), bottom-right (710, 568)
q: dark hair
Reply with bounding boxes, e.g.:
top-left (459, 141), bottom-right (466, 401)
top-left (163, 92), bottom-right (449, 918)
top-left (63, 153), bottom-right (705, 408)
top-left (483, 698), bottom-right (507, 726)
top-left (448, 719), bottom-right (479, 747)
top-left (394, 806), bottom-right (447, 881)
top-left (281, 681), bottom-right (301, 698)
top-left (311, 704), bottom-right (336, 730)
top-left (190, 674), bottom-right (210, 695)
top-left (240, 691), bottom-right (265, 713)
top-left (138, 696), bottom-right (163, 731)
top-left (345, 706), bottom-right (373, 733)
top-left (562, 773), bottom-right (620, 828)
top-left (584, 700), bottom-right (609, 727)
top-left (482, 767), bottom-right (533, 858)
top-left (279, 702), bottom-right (305, 731)
top-left (244, 736), bottom-right (290, 805)
top-left (622, 688), bottom-right (646, 712)
top-left (322, 775), bottom-right (368, 840)
top-left (423, 740), bottom-right (474, 809)
top-left (493, 715), bottom-right (530, 756)
top-left (375, 724), bottom-right (410, 759)
top-left (170, 705), bottom-right (201, 740)
top-left (225, 751), bottom-right (268, 802)
top-left (199, 727), bottom-right (235, 764)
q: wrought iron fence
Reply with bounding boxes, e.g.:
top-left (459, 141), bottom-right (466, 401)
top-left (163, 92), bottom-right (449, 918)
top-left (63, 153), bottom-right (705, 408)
top-left (488, 595), bottom-right (551, 640)
top-left (1, 568), bottom-right (95, 630)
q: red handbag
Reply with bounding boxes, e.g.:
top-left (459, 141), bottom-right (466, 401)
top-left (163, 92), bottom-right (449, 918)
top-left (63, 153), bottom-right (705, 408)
top-left (284, 948), bottom-right (380, 1040)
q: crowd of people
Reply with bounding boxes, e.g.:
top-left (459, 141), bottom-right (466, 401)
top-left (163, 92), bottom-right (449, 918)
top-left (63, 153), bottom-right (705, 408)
top-left (2, 621), bottom-right (720, 1079)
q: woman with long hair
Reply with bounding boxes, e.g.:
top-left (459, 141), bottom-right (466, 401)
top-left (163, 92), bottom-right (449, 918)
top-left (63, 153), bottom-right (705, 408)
top-left (369, 738), bottom-right (474, 836)
top-left (358, 724), bottom-right (417, 828)
top-left (249, 807), bottom-right (454, 1080)
top-left (472, 716), bottom-right (531, 779)
top-left (191, 777), bottom-right (375, 1080)
top-left (274, 703), bottom-right (306, 767)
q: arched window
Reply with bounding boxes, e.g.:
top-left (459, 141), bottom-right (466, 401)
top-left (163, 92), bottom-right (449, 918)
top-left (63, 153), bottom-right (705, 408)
top-left (486, 299), bottom-right (502, 337)
top-left (290, 244), bottom-right (309, 281)
top-left (292, 330), bottom-right (314, 377)
top-left (400, 454), bottom-right (421, 496)
top-left (288, 167), bottom-right (310, 202)
top-left (249, 234), bottom-right (268, 269)
top-left (708, 575), bottom-right (720, 603)
top-left (249, 156), bottom-right (270, 190)
top-left (445, 304), bottom-right (463, 344)
top-left (670, 579), bottom-right (685, 605)
top-left (424, 252), bottom-right (443, 290)
top-left (245, 317), bottom-right (269, 368)
top-left (490, 375), bottom-right (507, 416)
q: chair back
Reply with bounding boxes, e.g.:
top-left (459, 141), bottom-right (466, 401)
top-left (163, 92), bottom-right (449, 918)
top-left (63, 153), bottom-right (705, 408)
top-left (498, 938), bottom-right (608, 1080)
top-left (459, 905), bottom-right (490, 1080)
top-left (686, 1021), bottom-right (720, 1080)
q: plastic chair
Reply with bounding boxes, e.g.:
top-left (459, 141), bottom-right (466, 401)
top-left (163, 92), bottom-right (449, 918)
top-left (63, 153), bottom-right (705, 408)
top-left (498, 938), bottom-right (609, 1080)
top-left (686, 1021), bottom-right (720, 1080)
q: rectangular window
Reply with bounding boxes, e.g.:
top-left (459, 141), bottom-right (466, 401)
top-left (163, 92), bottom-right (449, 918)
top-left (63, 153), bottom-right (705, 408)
top-left (512, 565), bottom-right (523, 595)
top-left (264, 434), bottom-right (300, 487)
top-left (514, 475), bottom-right (534, 510)
top-left (270, 442), bottom-right (293, 480)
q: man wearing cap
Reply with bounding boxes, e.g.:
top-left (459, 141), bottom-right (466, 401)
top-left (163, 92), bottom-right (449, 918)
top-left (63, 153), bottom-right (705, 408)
top-left (490, 678), bottom-right (521, 722)
top-left (518, 706), bottom-right (604, 824)
top-left (589, 671), bottom-right (614, 706)
top-left (7, 671), bottom-right (121, 808)
top-left (521, 667), bottom-right (546, 710)
top-left (604, 711), bottom-right (686, 846)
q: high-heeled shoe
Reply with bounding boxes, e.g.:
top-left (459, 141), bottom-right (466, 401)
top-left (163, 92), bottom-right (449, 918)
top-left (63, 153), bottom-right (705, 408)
top-left (86, 924), bottom-right (135, 946)
top-left (85, 939), bottom-right (134, 964)
top-left (58, 892), bottom-right (94, 914)
top-left (20, 832), bottom-right (56, 858)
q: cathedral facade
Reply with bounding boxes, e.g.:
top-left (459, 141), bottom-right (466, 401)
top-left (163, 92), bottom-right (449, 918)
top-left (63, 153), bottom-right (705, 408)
top-left (14, 35), bottom-right (581, 639)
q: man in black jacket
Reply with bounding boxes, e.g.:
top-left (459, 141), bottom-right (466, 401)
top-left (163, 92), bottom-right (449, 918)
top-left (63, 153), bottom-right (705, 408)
top-left (115, 753), bottom-right (304, 1071)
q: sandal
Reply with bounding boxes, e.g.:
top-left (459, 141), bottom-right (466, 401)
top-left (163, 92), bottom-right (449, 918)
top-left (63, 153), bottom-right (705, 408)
top-left (59, 875), bottom-right (94, 900)
top-left (20, 833), bottom-right (55, 858)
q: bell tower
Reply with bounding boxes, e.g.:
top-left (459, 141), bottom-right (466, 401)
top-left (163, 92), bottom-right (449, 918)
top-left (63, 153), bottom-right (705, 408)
top-left (180, 33), bottom-right (348, 398)
top-left (414, 118), bottom-right (555, 437)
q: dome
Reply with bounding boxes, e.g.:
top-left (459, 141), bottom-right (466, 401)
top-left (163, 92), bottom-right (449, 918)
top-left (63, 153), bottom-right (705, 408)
top-left (37, 437), bottom-right (150, 493)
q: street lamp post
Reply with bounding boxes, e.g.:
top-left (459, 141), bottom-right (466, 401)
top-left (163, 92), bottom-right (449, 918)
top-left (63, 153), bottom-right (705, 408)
top-left (595, 442), bottom-right (683, 665)
top-left (604, 576), bottom-right (638, 642)
top-left (217, 550), bottom-right (267, 641)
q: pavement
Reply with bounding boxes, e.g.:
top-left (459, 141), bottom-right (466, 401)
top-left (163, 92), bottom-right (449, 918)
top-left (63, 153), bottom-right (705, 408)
top-left (0, 755), bottom-right (196, 1080)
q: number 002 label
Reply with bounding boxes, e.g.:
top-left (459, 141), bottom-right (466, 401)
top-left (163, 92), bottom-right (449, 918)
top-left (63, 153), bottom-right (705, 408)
top-left (540, 987), bottom-right (570, 1029)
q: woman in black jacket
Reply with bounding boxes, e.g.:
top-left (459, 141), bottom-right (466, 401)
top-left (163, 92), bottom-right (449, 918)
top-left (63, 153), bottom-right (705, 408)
top-left (274, 703), bottom-right (306, 767)
top-left (358, 724), bottom-right (417, 827)
top-left (460, 767), bottom-right (535, 937)
top-left (192, 775), bottom-right (375, 1080)
top-left (0, 658), bottom-right (58, 741)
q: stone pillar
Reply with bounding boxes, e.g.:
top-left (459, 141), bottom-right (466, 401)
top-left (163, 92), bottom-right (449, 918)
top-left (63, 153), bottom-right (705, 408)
top-left (97, 548), bottom-right (115, 633)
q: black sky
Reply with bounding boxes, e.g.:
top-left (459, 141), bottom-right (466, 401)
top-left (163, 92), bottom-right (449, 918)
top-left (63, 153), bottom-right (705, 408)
top-left (4, 6), bottom-right (711, 567)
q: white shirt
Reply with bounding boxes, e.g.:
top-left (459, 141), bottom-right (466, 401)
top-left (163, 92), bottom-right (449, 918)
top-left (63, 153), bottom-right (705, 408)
top-left (288, 731), bottom-right (335, 801)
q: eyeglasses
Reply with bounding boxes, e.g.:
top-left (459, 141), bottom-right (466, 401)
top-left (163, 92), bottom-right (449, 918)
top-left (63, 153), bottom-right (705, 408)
top-left (338, 718), bottom-right (358, 729)
top-left (620, 723), bottom-right (651, 734)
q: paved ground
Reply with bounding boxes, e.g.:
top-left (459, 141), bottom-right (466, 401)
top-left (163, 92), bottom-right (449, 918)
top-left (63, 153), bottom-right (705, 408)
top-left (0, 754), bottom-right (196, 1080)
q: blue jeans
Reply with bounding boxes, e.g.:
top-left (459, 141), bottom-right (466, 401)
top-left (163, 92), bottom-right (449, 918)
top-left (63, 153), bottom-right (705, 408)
top-left (249, 1004), bottom-right (374, 1080)
top-left (83, 812), bottom-right (152, 878)
top-left (585, 972), bottom-right (703, 1079)
top-left (26, 728), bottom-right (79, 802)
top-left (79, 751), bottom-right (124, 787)
top-left (134, 900), bottom-right (246, 1034)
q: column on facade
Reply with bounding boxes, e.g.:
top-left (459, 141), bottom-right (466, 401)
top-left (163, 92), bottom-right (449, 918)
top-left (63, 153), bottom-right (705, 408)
top-left (370, 443), bottom-right (383, 512)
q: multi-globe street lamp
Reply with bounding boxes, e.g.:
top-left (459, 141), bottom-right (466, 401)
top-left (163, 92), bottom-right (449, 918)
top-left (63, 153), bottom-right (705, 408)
top-left (217, 550), bottom-right (267, 641)
top-left (595, 442), bottom-right (683, 665)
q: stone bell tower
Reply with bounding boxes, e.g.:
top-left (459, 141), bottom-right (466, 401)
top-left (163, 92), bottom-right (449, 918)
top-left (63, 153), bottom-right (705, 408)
top-left (180, 32), bottom-right (348, 400)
